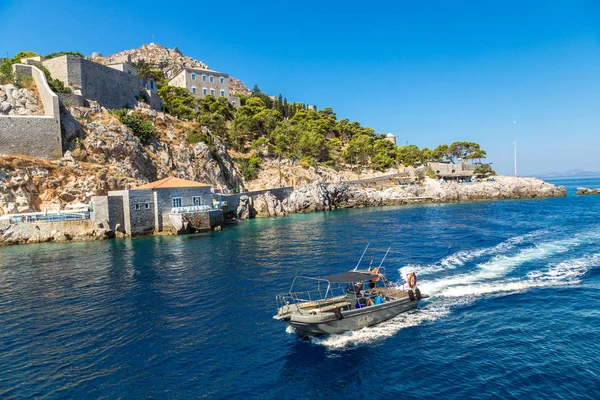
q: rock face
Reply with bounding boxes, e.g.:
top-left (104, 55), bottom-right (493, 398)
top-left (0, 84), bottom-right (43, 116)
top-left (0, 219), bottom-right (115, 245)
top-left (0, 103), bottom-right (245, 216)
top-left (576, 187), bottom-right (600, 195)
top-left (235, 176), bottom-right (567, 219)
top-left (229, 77), bottom-right (251, 96)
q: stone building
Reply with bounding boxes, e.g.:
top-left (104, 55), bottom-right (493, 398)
top-left (42, 55), bottom-right (161, 110)
top-left (168, 67), bottom-right (239, 106)
top-left (106, 56), bottom-right (162, 110)
top-left (92, 177), bottom-right (223, 236)
top-left (385, 133), bottom-right (397, 145)
top-left (428, 162), bottom-right (481, 181)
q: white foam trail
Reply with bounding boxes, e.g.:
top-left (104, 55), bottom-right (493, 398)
top-left (420, 238), bottom-right (576, 296)
top-left (400, 229), bottom-right (550, 277)
top-left (528, 253), bottom-right (600, 283)
top-left (439, 253), bottom-right (600, 297)
top-left (311, 303), bottom-right (451, 349)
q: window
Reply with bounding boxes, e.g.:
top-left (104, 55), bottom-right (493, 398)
top-left (192, 86), bottom-right (197, 94)
top-left (150, 81), bottom-right (154, 90)
top-left (134, 204), bottom-right (140, 210)
top-left (202, 88), bottom-right (207, 95)
top-left (192, 196), bottom-right (202, 206)
top-left (210, 88), bottom-right (214, 96)
top-left (209, 75), bottom-right (214, 83)
top-left (172, 197), bottom-right (182, 208)
top-left (220, 77), bottom-right (224, 84)
top-left (145, 203), bottom-right (150, 209)
top-left (191, 72), bottom-right (196, 81)
top-left (220, 89), bottom-right (225, 97)
top-left (232, 100), bottom-right (236, 106)
top-left (202, 74), bottom-right (207, 82)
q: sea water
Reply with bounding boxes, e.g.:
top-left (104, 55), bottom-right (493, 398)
top-left (0, 177), bottom-right (599, 399)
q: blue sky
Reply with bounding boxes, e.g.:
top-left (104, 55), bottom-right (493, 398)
top-left (1, 0), bottom-right (599, 175)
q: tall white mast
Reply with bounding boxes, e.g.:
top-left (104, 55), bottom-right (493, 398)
top-left (513, 140), bottom-right (517, 177)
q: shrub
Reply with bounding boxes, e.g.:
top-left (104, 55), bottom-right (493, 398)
top-left (0, 58), bottom-right (13, 84)
top-left (426, 168), bottom-right (436, 179)
top-left (235, 155), bottom-right (262, 181)
top-left (44, 52), bottom-right (84, 60)
top-left (299, 155), bottom-right (316, 169)
top-left (110, 109), bottom-right (155, 144)
top-left (186, 131), bottom-right (211, 144)
top-left (11, 51), bottom-right (38, 64)
top-left (473, 164), bottom-right (496, 177)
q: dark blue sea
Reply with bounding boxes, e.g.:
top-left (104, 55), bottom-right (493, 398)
top-left (1, 177), bottom-right (600, 399)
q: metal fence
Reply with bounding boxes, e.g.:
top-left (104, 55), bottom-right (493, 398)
top-left (6, 212), bottom-right (90, 225)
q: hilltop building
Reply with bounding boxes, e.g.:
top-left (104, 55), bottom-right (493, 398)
top-left (42, 55), bottom-right (162, 110)
top-left (168, 67), bottom-right (239, 106)
top-left (91, 177), bottom-right (225, 236)
top-left (385, 133), bottom-right (397, 145)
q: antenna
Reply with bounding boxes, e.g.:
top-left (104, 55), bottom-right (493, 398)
top-left (513, 140), bottom-right (517, 177)
top-left (353, 243), bottom-right (370, 270)
top-left (377, 246), bottom-right (392, 269)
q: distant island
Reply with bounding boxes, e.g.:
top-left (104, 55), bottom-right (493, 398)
top-left (537, 169), bottom-right (600, 178)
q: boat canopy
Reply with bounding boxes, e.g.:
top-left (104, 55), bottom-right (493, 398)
top-left (320, 270), bottom-right (380, 283)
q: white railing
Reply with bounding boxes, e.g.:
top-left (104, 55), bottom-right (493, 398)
top-left (170, 205), bottom-right (213, 214)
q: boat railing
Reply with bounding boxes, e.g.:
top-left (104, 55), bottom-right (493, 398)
top-left (276, 285), bottom-right (348, 315)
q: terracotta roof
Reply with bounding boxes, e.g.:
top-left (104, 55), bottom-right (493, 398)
top-left (132, 177), bottom-right (211, 190)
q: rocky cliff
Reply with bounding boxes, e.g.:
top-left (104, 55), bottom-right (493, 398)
top-left (0, 83), bottom-right (43, 116)
top-left (0, 101), bottom-right (245, 216)
top-left (236, 176), bottom-right (567, 218)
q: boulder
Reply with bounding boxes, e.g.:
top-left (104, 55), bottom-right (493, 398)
top-left (252, 192), bottom-right (286, 217)
top-left (576, 187), bottom-right (600, 195)
top-left (0, 101), bottom-right (11, 114)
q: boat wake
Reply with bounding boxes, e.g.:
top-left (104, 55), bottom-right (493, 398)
top-left (308, 229), bottom-right (600, 349)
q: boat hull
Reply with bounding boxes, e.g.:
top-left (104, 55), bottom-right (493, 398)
top-left (289, 297), bottom-right (420, 338)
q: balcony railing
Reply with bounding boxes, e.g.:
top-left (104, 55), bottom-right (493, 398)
top-left (170, 205), bottom-right (213, 214)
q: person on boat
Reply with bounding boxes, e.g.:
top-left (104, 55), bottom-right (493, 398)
top-left (345, 282), bottom-right (362, 295)
top-left (355, 282), bottom-right (364, 295)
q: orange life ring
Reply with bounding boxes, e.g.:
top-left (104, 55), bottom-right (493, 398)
top-left (372, 268), bottom-right (381, 282)
top-left (407, 273), bottom-right (417, 289)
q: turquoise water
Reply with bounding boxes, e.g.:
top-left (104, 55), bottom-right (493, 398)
top-left (1, 177), bottom-right (599, 399)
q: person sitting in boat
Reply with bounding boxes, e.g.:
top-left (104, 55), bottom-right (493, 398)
top-left (354, 282), bottom-right (364, 295)
top-left (368, 280), bottom-right (376, 289)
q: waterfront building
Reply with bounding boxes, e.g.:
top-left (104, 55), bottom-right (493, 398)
top-left (167, 67), bottom-right (239, 106)
top-left (92, 177), bottom-right (225, 236)
top-left (429, 162), bottom-right (484, 181)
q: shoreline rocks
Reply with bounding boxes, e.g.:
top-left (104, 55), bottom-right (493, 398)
top-left (0, 176), bottom-right (566, 246)
top-left (236, 176), bottom-right (566, 219)
top-left (576, 187), bottom-right (600, 195)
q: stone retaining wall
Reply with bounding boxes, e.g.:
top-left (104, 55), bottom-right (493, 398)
top-left (0, 64), bottom-right (62, 158)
